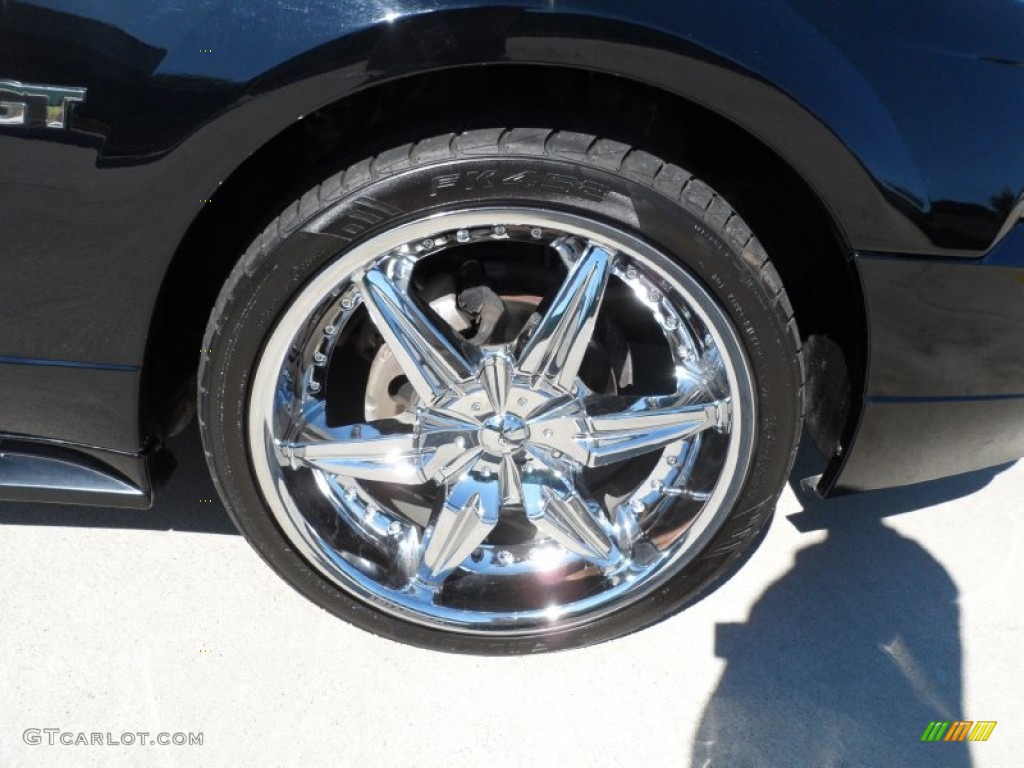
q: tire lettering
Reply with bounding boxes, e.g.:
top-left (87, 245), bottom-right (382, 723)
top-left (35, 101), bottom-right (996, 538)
top-left (576, 179), bottom-right (612, 203)
top-left (430, 173), bottom-right (462, 196)
top-left (430, 169), bottom-right (609, 201)
top-left (539, 173), bottom-right (575, 195)
top-left (331, 197), bottom-right (403, 242)
top-left (466, 170), bottom-right (497, 189)
top-left (502, 171), bottom-right (535, 187)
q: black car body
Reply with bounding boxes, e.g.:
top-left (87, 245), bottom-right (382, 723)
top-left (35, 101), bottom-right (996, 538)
top-left (2, 1), bottom-right (1023, 651)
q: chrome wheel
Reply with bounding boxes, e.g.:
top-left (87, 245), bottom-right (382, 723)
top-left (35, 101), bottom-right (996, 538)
top-left (248, 207), bottom-right (756, 635)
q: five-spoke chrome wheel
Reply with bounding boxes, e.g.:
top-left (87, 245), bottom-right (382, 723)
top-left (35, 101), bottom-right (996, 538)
top-left (248, 208), bottom-right (756, 635)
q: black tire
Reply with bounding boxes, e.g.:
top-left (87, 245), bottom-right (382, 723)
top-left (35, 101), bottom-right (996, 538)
top-left (198, 128), bottom-right (803, 654)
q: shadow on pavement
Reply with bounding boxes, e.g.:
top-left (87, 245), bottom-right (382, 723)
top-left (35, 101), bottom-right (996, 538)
top-left (692, 439), bottom-right (1012, 767)
top-left (1, 422), bottom-right (1016, 766)
top-left (0, 421), bottom-right (237, 535)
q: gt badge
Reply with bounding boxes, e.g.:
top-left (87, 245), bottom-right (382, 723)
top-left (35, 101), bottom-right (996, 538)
top-left (0, 79), bottom-right (87, 129)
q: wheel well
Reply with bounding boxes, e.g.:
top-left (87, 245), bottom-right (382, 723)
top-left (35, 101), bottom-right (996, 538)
top-left (143, 64), bottom-right (864, 458)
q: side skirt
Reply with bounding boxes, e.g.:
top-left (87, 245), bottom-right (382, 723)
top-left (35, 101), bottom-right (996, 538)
top-left (0, 437), bottom-right (152, 509)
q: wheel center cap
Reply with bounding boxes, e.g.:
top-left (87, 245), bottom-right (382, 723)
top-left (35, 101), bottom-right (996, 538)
top-left (480, 413), bottom-right (530, 455)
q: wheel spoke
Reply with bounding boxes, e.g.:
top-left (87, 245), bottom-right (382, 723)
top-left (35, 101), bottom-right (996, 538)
top-left (517, 241), bottom-right (612, 390)
top-left (531, 394), bottom-right (730, 467)
top-left (421, 460), bottom-right (502, 579)
top-left (499, 454), bottom-right (523, 506)
top-left (480, 352), bottom-right (512, 413)
top-left (583, 395), bottom-right (729, 466)
top-left (521, 462), bottom-right (614, 562)
top-left (281, 423), bottom-right (425, 482)
top-left (417, 410), bottom-right (484, 483)
top-left (357, 266), bottom-right (477, 403)
top-left (281, 411), bottom-right (480, 484)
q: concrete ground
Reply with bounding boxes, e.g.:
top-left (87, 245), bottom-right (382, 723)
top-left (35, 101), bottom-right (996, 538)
top-left (0, 423), bottom-right (1019, 767)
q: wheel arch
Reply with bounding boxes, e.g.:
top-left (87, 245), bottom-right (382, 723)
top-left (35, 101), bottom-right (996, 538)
top-left (142, 18), bottom-right (875, 481)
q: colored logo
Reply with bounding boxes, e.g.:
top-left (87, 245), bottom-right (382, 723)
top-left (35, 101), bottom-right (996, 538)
top-left (921, 721), bottom-right (997, 742)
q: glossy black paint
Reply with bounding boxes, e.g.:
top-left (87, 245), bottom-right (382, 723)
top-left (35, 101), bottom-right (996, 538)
top-left (824, 229), bottom-right (1024, 492)
top-left (827, 396), bottom-right (1024, 494)
top-left (1, 0), bottom-right (1023, 502)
